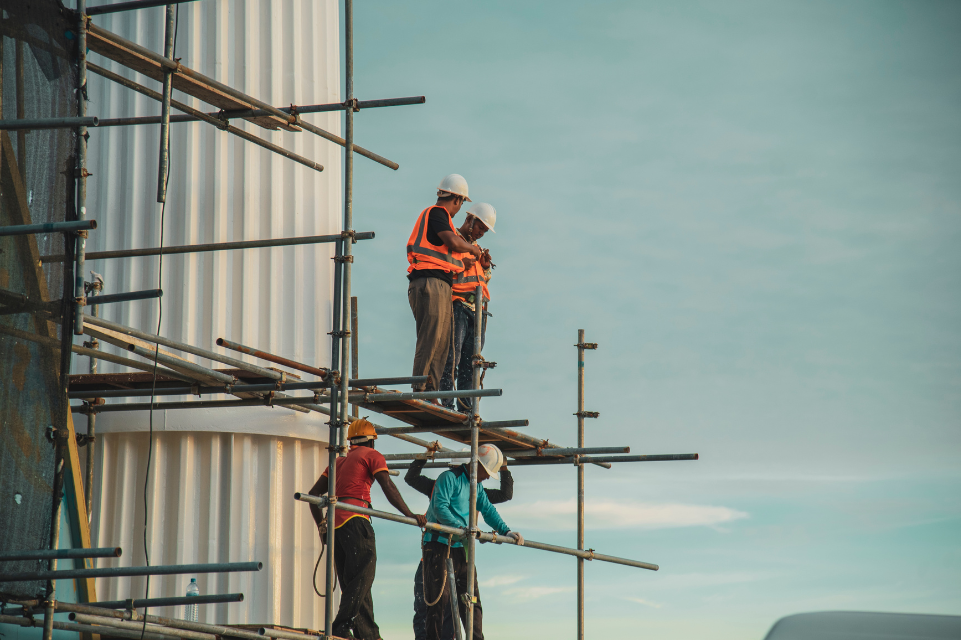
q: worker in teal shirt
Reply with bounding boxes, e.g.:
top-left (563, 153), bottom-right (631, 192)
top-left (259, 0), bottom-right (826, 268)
top-left (419, 444), bottom-right (524, 640)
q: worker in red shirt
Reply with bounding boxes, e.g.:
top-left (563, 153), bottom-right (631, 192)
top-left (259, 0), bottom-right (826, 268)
top-left (309, 418), bottom-right (428, 640)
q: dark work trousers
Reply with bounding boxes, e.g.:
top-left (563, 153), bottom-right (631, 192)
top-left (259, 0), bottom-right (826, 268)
top-left (408, 277), bottom-right (454, 392)
top-left (440, 302), bottom-right (487, 412)
top-left (423, 542), bottom-right (483, 640)
top-left (332, 517), bottom-right (379, 640)
top-left (413, 559), bottom-right (456, 640)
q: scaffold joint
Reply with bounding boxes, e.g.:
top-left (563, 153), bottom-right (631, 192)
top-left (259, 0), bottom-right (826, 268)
top-left (331, 254), bottom-right (354, 263)
top-left (574, 411), bottom-right (600, 418)
top-left (576, 342), bottom-right (598, 350)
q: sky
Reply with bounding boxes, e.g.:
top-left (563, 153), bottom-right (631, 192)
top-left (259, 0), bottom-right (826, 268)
top-left (331, 1), bottom-right (961, 638)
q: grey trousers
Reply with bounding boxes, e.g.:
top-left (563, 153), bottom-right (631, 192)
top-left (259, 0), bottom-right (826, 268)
top-left (408, 277), bottom-right (453, 392)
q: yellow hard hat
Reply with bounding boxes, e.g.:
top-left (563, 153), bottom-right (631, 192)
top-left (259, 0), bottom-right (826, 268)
top-left (347, 417), bottom-right (377, 442)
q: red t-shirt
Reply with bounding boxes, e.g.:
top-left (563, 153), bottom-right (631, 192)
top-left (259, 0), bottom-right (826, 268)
top-left (321, 445), bottom-right (388, 529)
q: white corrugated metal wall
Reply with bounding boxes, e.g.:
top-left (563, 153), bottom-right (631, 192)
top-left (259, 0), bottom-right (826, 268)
top-left (81, 0), bottom-right (342, 626)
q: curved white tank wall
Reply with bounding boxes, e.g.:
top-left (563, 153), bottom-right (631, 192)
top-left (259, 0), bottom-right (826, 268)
top-left (81, 0), bottom-right (342, 626)
top-left (92, 432), bottom-right (334, 626)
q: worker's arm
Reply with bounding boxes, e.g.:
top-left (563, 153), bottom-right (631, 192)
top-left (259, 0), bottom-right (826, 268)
top-left (483, 466), bottom-right (513, 504)
top-left (404, 458), bottom-right (436, 498)
top-left (307, 473), bottom-right (329, 526)
top-left (437, 229), bottom-right (482, 259)
top-left (374, 471), bottom-right (427, 527)
top-left (476, 482), bottom-right (511, 536)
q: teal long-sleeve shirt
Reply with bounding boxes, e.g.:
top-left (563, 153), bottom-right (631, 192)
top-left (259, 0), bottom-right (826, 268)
top-left (424, 465), bottom-right (510, 547)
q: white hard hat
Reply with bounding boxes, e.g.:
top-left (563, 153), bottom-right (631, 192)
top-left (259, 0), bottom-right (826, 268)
top-left (437, 174), bottom-right (471, 202)
top-left (466, 202), bottom-right (496, 233)
top-left (477, 444), bottom-right (504, 481)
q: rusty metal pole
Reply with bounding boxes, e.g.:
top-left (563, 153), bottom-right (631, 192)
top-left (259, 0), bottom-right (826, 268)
top-left (577, 329), bottom-right (586, 640)
top-left (84, 275), bottom-right (103, 522)
top-left (351, 296), bottom-right (358, 418)
top-left (156, 5), bottom-right (175, 203)
top-left (43, 438), bottom-right (67, 640)
top-left (74, 1), bottom-right (88, 336)
top-left (466, 285), bottom-right (483, 640)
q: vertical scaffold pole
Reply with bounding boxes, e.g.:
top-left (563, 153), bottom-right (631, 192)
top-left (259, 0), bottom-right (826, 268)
top-left (74, 0), bottom-right (88, 335)
top-left (466, 284), bottom-right (483, 640)
top-left (42, 440), bottom-right (66, 640)
top-left (84, 277), bottom-right (103, 522)
top-left (156, 4), bottom-right (175, 203)
top-left (351, 296), bottom-right (359, 418)
top-left (324, 0), bottom-right (354, 634)
top-left (576, 329), bottom-right (586, 640)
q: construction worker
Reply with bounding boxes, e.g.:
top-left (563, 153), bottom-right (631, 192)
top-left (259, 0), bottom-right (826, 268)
top-left (439, 203), bottom-right (496, 413)
top-left (308, 418), bottom-right (428, 640)
top-left (420, 444), bottom-right (523, 640)
top-left (407, 174), bottom-right (483, 397)
top-left (406, 453), bottom-right (513, 640)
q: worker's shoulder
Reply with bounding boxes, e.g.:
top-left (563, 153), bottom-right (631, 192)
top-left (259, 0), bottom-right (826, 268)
top-left (357, 446), bottom-right (386, 464)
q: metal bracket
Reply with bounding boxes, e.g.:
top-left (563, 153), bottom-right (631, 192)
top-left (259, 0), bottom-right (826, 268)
top-left (576, 342), bottom-right (598, 350)
top-left (341, 230), bottom-right (357, 242)
top-left (325, 445), bottom-right (347, 454)
top-left (82, 339), bottom-right (99, 349)
top-left (76, 433), bottom-right (95, 447)
top-left (327, 330), bottom-right (351, 337)
top-left (344, 98), bottom-right (360, 113)
top-left (331, 254), bottom-right (354, 263)
top-left (75, 295), bottom-right (87, 307)
top-left (574, 411), bottom-right (600, 418)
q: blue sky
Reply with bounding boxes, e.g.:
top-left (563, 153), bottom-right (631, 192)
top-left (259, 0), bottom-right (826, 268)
top-left (327, 1), bottom-right (960, 638)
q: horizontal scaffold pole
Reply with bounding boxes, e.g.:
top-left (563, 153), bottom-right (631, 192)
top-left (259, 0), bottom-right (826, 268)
top-left (0, 547), bottom-right (121, 562)
top-left (0, 220), bottom-right (97, 237)
top-left (293, 494), bottom-right (658, 571)
top-left (86, 0), bottom-right (203, 16)
top-left (0, 615), bottom-right (174, 640)
top-left (386, 453), bottom-right (699, 470)
top-left (40, 231), bottom-right (375, 263)
top-left (346, 389), bottom-right (502, 402)
top-left (373, 420), bottom-right (529, 437)
top-left (0, 561), bottom-right (262, 583)
top-left (0, 117), bottom-right (99, 130)
top-left (54, 602), bottom-right (266, 640)
top-left (70, 614), bottom-right (216, 640)
top-left (217, 337), bottom-right (329, 378)
top-left (89, 593), bottom-right (243, 610)
top-left (86, 63), bottom-right (324, 173)
top-left (382, 446), bottom-right (629, 462)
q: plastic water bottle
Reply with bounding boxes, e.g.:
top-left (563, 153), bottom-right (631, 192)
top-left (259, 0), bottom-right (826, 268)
top-left (185, 578), bottom-right (200, 622)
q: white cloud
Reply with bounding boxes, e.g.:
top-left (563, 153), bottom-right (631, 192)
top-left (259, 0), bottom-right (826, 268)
top-left (480, 575), bottom-right (526, 588)
top-left (502, 586), bottom-right (573, 602)
top-left (497, 499), bottom-right (748, 530)
top-left (624, 597), bottom-right (662, 609)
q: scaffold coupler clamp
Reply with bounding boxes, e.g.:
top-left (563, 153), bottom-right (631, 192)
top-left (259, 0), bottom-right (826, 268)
top-left (576, 342), bottom-right (598, 350)
top-left (341, 229), bottom-right (357, 243)
top-left (574, 411), bottom-right (600, 419)
top-left (331, 254), bottom-right (354, 263)
top-left (344, 97), bottom-right (360, 113)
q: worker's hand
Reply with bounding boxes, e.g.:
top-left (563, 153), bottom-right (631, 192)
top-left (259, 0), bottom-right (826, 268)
top-left (480, 248), bottom-right (492, 269)
top-left (413, 513), bottom-right (428, 528)
top-left (462, 255), bottom-right (477, 270)
top-left (469, 245), bottom-right (482, 260)
top-left (507, 531), bottom-right (525, 546)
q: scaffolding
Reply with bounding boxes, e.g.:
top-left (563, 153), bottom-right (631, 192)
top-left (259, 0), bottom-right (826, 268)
top-left (0, 0), bottom-right (700, 639)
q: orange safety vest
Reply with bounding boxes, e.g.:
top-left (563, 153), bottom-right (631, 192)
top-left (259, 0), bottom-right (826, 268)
top-left (406, 206), bottom-right (467, 275)
top-left (452, 253), bottom-right (490, 303)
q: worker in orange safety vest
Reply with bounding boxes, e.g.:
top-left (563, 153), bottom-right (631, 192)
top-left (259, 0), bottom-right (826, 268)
top-left (440, 202), bottom-right (496, 413)
top-left (407, 174), bottom-right (482, 398)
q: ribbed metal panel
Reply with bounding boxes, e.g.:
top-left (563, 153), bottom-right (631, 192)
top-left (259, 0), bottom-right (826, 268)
top-left (91, 431), bottom-right (332, 627)
top-left (79, 0), bottom-right (342, 625)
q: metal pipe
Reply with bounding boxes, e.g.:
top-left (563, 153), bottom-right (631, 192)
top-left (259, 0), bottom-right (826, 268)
top-left (220, 96), bottom-right (424, 118)
top-left (0, 615), bottom-right (175, 640)
top-left (41, 231), bottom-right (374, 263)
top-left (384, 454), bottom-right (695, 470)
top-left (119, 340), bottom-right (237, 384)
top-left (86, 0), bottom-right (202, 16)
top-left (0, 547), bottom-right (121, 562)
top-left (349, 389), bottom-right (501, 402)
top-left (0, 220), bottom-right (97, 236)
top-left (509, 446), bottom-right (627, 458)
top-left (257, 628), bottom-right (320, 640)
top-left (71, 614), bottom-right (216, 640)
top-left (466, 286), bottom-right (483, 640)
top-left (216, 337), bottom-right (328, 378)
top-left (75, 0), bottom-right (89, 337)
top-left (85, 288), bottom-right (162, 305)
top-left (157, 4), bottom-right (176, 203)
top-left (293, 495), bottom-right (659, 571)
top-left (372, 421), bottom-right (529, 437)
top-left (56, 602), bottom-right (266, 640)
top-left (351, 375), bottom-right (427, 387)
top-left (351, 296), bottom-right (359, 419)
top-left (447, 556), bottom-right (464, 640)
top-left (72, 344), bottom-right (198, 383)
top-left (576, 330), bottom-right (589, 640)
top-left (89, 593), bottom-right (243, 609)
top-left (0, 561), bottom-right (262, 583)
top-left (42, 419), bottom-right (67, 640)
top-left (85, 315), bottom-right (284, 381)
top-left (84, 276), bottom-right (103, 523)
top-left (86, 63), bottom-right (324, 173)
top-left (0, 117), bottom-right (99, 130)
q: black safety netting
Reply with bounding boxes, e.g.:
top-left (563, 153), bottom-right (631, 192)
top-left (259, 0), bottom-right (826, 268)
top-left (0, 0), bottom-right (79, 599)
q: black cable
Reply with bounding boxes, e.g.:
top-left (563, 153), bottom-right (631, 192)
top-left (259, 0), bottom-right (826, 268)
top-left (141, 7), bottom-right (178, 639)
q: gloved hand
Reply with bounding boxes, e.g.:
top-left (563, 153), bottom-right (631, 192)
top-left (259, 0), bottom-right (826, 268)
top-left (507, 531), bottom-right (524, 546)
